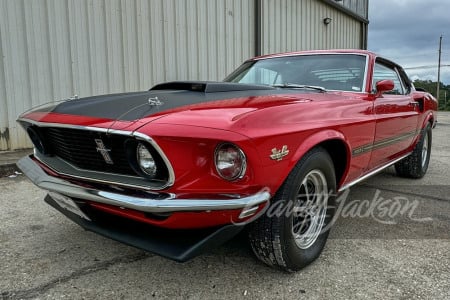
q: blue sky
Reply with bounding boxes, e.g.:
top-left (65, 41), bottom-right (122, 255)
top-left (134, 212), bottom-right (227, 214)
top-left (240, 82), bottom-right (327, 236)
top-left (368, 0), bottom-right (450, 84)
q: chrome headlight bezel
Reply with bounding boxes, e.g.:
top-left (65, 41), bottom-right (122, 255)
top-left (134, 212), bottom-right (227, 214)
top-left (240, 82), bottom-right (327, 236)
top-left (214, 143), bottom-right (247, 181)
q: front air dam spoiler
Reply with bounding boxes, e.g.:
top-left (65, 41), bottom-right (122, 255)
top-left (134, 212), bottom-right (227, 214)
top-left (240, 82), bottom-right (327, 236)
top-left (45, 195), bottom-right (244, 262)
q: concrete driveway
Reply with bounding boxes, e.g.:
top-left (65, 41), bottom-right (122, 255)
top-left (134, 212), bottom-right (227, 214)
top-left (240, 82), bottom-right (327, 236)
top-left (1, 113), bottom-right (449, 299)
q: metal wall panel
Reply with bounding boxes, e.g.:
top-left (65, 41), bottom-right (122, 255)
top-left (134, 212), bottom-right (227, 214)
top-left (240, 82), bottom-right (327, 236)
top-left (0, 0), bottom-right (255, 150)
top-left (338, 0), bottom-right (368, 19)
top-left (0, 0), bottom-right (365, 151)
top-left (261, 0), bottom-right (362, 54)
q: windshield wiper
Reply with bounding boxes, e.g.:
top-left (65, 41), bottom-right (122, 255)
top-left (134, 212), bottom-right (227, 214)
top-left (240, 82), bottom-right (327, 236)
top-left (273, 83), bottom-right (327, 93)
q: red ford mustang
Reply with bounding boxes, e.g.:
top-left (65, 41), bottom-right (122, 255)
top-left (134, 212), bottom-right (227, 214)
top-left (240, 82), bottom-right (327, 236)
top-left (17, 50), bottom-right (437, 272)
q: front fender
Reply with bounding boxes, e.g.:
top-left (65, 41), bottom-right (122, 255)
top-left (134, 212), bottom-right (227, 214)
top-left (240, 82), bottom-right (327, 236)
top-left (289, 129), bottom-right (348, 165)
top-left (260, 129), bottom-right (352, 194)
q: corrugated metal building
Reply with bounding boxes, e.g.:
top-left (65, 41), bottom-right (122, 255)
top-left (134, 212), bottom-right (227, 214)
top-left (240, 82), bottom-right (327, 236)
top-left (0, 0), bottom-right (368, 151)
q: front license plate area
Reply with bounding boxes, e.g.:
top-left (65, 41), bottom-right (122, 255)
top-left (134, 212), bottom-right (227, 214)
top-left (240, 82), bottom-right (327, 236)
top-left (48, 192), bottom-right (91, 221)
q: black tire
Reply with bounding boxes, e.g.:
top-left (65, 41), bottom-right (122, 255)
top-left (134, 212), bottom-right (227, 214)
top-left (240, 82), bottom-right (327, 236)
top-left (248, 147), bottom-right (336, 272)
top-left (395, 123), bottom-right (432, 179)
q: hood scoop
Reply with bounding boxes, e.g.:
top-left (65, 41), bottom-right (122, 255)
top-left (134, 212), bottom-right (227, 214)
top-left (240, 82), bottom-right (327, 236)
top-left (150, 81), bottom-right (275, 93)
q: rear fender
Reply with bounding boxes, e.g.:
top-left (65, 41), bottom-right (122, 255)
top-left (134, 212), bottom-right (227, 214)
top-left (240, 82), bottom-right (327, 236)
top-left (415, 93), bottom-right (438, 129)
top-left (408, 111), bottom-right (435, 150)
top-left (421, 111), bottom-right (436, 129)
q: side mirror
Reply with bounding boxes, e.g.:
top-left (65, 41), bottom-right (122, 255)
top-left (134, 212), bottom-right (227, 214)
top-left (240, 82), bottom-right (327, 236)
top-left (375, 80), bottom-right (394, 97)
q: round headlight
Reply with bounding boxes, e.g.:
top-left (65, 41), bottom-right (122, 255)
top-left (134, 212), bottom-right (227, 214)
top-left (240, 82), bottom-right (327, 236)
top-left (136, 143), bottom-right (157, 177)
top-left (214, 143), bottom-right (247, 181)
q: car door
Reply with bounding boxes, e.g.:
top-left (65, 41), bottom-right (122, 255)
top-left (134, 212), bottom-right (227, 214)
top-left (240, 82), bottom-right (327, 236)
top-left (368, 60), bottom-right (420, 169)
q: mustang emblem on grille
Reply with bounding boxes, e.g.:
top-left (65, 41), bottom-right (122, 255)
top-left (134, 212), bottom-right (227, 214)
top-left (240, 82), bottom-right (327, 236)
top-left (270, 145), bottom-right (289, 161)
top-left (95, 139), bottom-right (114, 165)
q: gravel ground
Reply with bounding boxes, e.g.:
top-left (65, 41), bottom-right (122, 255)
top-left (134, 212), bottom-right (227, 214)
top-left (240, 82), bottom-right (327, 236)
top-left (1, 113), bottom-right (449, 300)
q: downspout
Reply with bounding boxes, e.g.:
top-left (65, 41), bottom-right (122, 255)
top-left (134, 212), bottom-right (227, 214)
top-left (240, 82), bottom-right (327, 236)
top-left (361, 22), bottom-right (368, 50)
top-left (363, 1), bottom-right (369, 49)
top-left (255, 0), bottom-right (262, 56)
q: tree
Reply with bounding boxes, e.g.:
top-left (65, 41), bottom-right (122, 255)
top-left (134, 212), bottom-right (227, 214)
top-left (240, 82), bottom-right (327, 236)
top-left (413, 80), bottom-right (449, 111)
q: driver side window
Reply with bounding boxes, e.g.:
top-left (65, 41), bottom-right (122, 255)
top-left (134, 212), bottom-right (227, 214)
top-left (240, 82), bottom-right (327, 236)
top-left (373, 63), bottom-right (405, 95)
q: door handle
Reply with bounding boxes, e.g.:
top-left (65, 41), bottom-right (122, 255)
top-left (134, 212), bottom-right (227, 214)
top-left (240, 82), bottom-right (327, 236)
top-left (409, 101), bottom-right (420, 108)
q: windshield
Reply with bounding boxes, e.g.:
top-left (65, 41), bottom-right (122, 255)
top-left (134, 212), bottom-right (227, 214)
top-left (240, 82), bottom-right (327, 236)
top-left (224, 54), bottom-right (367, 92)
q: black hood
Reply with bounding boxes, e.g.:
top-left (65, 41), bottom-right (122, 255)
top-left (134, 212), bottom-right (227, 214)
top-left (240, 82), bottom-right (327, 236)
top-left (33, 81), bottom-right (303, 121)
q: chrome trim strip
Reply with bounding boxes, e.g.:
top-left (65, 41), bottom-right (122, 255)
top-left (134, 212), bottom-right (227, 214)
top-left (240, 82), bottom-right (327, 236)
top-left (34, 154), bottom-right (167, 191)
top-left (18, 117), bottom-right (175, 190)
top-left (18, 117), bottom-right (135, 136)
top-left (254, 52), bottom-right (368, 61)
top-left (362, 55), bottom-right (369, 93)
top-left (338, 152), bottom-right (412, 192)
top-left (352, 130), bottom-right (419, 157)
top-left (18, 156), bottom-right (271, 213)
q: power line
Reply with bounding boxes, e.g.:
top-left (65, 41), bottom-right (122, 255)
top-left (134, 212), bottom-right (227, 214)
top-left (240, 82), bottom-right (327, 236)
top-left (404, 65), bottom-right (450, 70)
top-left (389, 53), bottom-right (438, 60)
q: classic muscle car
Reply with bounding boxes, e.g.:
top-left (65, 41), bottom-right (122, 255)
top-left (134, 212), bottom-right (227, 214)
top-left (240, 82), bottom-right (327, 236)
top-left (17, 50), bottom-right (437, 272)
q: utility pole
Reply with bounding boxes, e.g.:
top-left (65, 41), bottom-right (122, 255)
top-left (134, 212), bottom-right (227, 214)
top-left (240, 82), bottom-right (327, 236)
top-left (437, 35), bottom-right (442, 105)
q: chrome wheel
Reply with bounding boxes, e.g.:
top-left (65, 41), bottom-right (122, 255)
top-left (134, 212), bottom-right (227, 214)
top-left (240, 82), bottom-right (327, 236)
top-left (422, 131), bottom-right (429, 168)
top-left (248, 147), bottom-right (336, 271)
top-left (292, 169), bottom-right (328, 249)
top-left (395, 123), bottom-right (432, 179)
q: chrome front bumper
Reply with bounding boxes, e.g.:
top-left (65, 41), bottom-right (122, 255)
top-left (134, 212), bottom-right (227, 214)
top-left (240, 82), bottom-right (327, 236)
top-left (17, 155), bottom-right (271, 214)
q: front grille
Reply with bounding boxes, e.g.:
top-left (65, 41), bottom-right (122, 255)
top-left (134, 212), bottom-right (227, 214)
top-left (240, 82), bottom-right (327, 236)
top-left (41, 127), bottom-right (136, 176)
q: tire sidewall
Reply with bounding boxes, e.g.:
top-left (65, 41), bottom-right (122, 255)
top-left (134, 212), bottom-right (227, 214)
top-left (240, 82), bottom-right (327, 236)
top-left (420, 124), bottom-right (432, 175)
top-left (278, 149), bottom-right (336, 269)
top-left (394, 122), bottom-right (433, 179)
